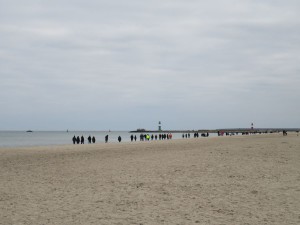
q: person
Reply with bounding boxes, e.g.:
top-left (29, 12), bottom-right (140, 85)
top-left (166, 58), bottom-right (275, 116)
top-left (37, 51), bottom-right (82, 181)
top-left (130, 135), bottom-right (134, 142)
top-left (134, 135), bottom-right (137, 141)
top-left (92, 136), bottom-right (96, 143)
top-left (76, 136), bottom-right (80, 144)
top-left (72, 135), bottom-right (76, 144)
top-left (81, 135), bottom-right (84, 144)
top-left (118, 136), bottom-right (122, 142)
top-left (105, 135), bottom-right (108, 143)
top-left (88, 136), bottom-right (92, 144)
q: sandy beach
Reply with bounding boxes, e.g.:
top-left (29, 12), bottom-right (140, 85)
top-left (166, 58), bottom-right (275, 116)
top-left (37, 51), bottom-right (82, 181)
top-left (0, 134), bottom-right (299, 225)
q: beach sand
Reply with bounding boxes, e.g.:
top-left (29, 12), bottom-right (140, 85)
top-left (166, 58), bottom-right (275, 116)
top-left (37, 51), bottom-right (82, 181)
top-left (0, 134), bottom-right (299, 225)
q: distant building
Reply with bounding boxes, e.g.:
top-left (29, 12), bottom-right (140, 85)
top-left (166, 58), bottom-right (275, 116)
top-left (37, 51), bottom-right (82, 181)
top-left (137, 128), bottom-right (146, 132)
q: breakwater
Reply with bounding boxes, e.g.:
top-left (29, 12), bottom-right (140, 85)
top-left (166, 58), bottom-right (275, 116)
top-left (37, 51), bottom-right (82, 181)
top-left (130, 128), bottom-right (300, 133)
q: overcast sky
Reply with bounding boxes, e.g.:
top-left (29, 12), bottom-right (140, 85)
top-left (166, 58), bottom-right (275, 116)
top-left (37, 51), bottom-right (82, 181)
top-left (1, 0), bottom-right (299, 131)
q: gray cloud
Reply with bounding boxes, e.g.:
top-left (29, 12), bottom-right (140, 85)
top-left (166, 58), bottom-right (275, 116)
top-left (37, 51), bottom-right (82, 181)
top-left (1, 0), bottom-right (300, 130)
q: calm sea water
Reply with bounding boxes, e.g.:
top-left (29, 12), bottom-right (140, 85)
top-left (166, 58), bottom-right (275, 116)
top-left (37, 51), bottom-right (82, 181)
top-left (0, 131), bottom-right (215, 147)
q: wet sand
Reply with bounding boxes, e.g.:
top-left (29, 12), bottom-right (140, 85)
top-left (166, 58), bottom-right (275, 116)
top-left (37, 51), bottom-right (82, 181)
top-left (0, 134), bottom-right (299, 225)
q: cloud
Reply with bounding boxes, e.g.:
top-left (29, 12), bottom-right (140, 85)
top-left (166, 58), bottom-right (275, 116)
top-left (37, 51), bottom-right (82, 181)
top-left (1, 0), bottom-right (300, 130)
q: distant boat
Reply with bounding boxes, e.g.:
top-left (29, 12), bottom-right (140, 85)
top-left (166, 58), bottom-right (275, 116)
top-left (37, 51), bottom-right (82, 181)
top-left (26, 130), bottom-right (33, 132)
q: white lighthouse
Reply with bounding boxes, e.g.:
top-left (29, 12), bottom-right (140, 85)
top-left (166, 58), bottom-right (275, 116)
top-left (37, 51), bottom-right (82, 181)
top-left (158, 121), bottom-right (162, 131)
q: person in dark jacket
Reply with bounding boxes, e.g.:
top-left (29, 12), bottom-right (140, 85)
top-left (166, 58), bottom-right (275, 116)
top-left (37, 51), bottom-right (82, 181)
top-left (118, 136), bottom-right (122, 142)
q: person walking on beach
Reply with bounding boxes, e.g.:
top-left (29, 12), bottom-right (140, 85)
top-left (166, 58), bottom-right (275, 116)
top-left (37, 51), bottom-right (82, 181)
top-left (134, 135), bottom-right (137, 141)
top-left (72, 135), bottom-right (76, 144)
top-left (118, 136), bottom-right (122, 142)
top-left (88, 136), bottom-right (92, 144)
top-left (76, 136), bottom-right (80, 144)
top-left (105, 135), bottom-right (108, 143)
top-left (81, 135), bottom-right (84, 144)
top-left (92, 136), bottom-right (96, 143)
top-left (130, 135), bottom-right (134, 142)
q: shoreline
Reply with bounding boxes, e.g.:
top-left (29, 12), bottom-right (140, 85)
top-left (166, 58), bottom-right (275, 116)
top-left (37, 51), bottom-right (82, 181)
top-left (1, 130), bottom-right (299, 148)
top-left (0, 134), bottom-right (220, 151)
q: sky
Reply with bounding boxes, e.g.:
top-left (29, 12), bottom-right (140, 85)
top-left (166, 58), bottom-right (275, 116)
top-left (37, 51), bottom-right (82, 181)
top-left (1, 0), bottom-right (300, 131)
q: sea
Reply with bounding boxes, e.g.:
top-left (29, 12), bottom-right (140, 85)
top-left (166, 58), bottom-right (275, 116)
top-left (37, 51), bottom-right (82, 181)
top-left (0, 131), bottom-right (215, 148)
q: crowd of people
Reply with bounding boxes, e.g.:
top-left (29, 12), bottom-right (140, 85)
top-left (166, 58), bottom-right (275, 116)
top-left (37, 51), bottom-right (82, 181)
top-left (72, 135), bottom-right (96, 144)
top-left (72, 133), bottom-right (175, 144)
top-left (72, 132), bottom-right (213, 144)
top-left (72, 135), bottom-right (122, 144)
top-left (134, 133), bottom-right (173, 141)
top-left (181, 132), bottom-right (209, 138)
top-left (73, 130), bottom-right (297, 144)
